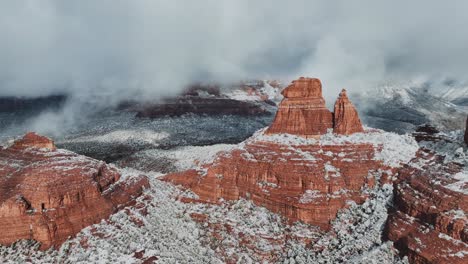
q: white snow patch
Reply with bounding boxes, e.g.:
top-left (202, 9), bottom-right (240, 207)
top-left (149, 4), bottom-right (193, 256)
top-left (248, 128), bottom-right (418, 168)
top-left (445, 171), bottom-right (468, 194)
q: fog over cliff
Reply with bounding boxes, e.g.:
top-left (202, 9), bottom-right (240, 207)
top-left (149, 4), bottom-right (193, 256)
top-left (1, 0), bottom-right (467, 102)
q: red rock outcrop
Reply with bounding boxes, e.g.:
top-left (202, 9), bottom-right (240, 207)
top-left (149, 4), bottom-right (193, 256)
top-left (266, 77), bottom-right (334, 137)
top-left (10, 132), bottom-right (56, 150)
top-left (386, 149), bottom-right (468, 264)
top-left (0, 133), bottom-right (149, 249)
top-left (163, 77), bottom-right (395, 230)
top-left (266, 77), bottom-right (363, 137)
top-left (333, 89), bottom-right (364, 135)
top-left (164, 133), bottom-right (394, 230)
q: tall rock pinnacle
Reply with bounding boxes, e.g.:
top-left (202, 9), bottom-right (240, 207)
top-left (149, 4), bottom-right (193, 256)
top-left (333, 89), bottom-right (364, 135)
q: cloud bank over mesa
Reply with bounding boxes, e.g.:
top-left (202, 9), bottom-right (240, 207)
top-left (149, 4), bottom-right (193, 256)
top-left (1, 0), bottom-right (468, 102)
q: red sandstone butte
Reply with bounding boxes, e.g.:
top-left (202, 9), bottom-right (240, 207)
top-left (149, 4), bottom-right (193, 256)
top-left (164, 78), bottom-right (387, 230)
top-left (0, 133), bottom-right (149, 249)
top-left (164, 138), bottom-right (388, 230)
top-left (266, 77), bottom-right (334, 136)
top-left (266, 77), bottom-right (363, 137)
top-left (386, 149), bottom-right (468, 264)
top-left (333, 89), bottom-right (364, 135)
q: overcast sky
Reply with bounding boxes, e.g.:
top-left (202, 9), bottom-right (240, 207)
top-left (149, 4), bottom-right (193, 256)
top-left (1, 0), bottom-right (468, 101)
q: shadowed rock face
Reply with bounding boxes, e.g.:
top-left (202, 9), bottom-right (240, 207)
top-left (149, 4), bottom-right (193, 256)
top-left (266, 77), bottom-right (363, 137)
top-left (386, 149), bottom-right (468, 264)
top-left (0, 133), bottom-right (149, 249)
top-left (133, 97), bottom-right (269, 118)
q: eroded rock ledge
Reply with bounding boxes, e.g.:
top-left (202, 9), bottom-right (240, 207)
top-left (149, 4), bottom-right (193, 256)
top-left (0, 133), bottom-right (149, 249)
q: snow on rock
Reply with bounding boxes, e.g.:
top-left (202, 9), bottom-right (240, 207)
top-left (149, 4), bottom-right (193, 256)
top-left (446, 171), bottom-right (468, 195)
top-left (249, 127), bottom-right (418, 168)
top-left (164, 124), bottom-right (418, 230)
top-left (0, 133), bottom-right (149, 250)
top-left (117, 144), bottom-right (236, 174)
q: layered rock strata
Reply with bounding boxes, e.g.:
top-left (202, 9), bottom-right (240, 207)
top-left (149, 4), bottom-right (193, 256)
top-left (164, 77), bottom-right (411, 230)
top-left (0, 133), bottom-right (149, 249)
top-left (266, 77), bottom-right (334, 136)
top-left (164, 134), bottom-right (389, 229)
top-left (266, 77), bottom-right (363, 137)
top-left (386, 149), bottom-right (468, 264)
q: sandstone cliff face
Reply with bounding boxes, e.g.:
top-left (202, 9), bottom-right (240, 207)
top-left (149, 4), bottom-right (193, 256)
top-left (386, 149), bottom-right (468, 264)
top-left (164, 135), bottom-right (387, 229)
top-left (266, 77), bottom-right (334, 136)
top-left (333, 89), bottom-right (364, 135)
top-left (0, 133), bottom-right (149, 249)
top-left (266, 77), bottom-right (363, 137)
top-left (163, 77), bottom-right (414, 230)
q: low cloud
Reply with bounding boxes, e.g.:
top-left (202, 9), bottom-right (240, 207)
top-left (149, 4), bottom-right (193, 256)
top-left (1, 1), bottom-right (467, 135)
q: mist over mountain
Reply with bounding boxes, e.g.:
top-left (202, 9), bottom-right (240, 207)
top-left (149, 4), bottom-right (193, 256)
top-left (1, 0), bottom-right (468, 104)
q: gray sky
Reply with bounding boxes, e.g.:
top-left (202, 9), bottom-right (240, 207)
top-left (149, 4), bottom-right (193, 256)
top-left (1, 0), bottom-right (468, 102)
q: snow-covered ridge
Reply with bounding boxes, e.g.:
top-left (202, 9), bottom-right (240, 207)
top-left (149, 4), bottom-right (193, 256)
top-left (243, 127), bottom-right (419, 167)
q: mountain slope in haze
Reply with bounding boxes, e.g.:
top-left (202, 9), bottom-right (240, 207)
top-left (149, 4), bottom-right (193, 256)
top-left (355, 82), bottom-right (467, 134)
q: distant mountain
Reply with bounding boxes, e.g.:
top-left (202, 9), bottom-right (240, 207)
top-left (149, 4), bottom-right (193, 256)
top-left (354, 82), bottom-right (467, 133)
top-left (427, 81), bottom-right (468, 106)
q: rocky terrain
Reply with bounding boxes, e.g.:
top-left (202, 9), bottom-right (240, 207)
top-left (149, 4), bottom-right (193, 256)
top-left (119, 80), bottom-right (280, 118)
top-left (385, 123), bottom-right (468, 263)
top-left (0, 77), bottom-right (466, 263)
top-left (0, 132), bottom-right (148, 249)
top-left (164, 78), bottom-right (416, 231)
top-left (356, 81), bottom-right (467, 133)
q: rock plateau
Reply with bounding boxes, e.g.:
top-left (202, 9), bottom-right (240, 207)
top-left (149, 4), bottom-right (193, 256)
top-left (0, 133), bottom-right (149, 249)
top-left (164, 77), bottom-right (412, 230)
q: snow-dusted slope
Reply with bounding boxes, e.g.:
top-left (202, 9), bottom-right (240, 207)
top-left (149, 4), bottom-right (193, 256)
top-left (429, 84), bottom-right (468, 106)
top-left (0, 129), bottom-right (417, 263)
top-left (355, 81), bottom-right (467, 133)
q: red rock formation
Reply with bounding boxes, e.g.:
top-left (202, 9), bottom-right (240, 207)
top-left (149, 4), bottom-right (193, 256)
top-left (386, 149), bottom-right (468, 264)
top-left (266, 77), bottom-right (363, 137)
top-left (11, 132), bottom-right (56, 150)
top-left (333, 89), bottom-right (364, 135)
top-left (163, 77), bottom-right (389, 229)
top-left (0, 133), bottom-right (149, 249)
top-left (266, 77), bottom-right (334, 137)
top-left (164, 136), bottom-right (391, 230)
